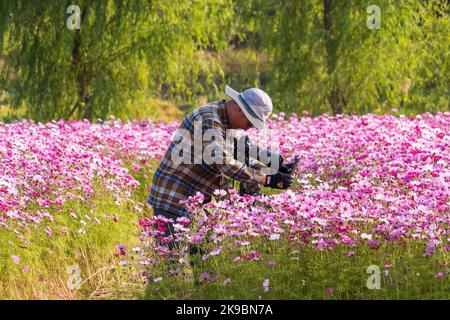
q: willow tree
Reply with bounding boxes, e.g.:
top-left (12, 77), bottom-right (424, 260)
top-left (0, 0), bottom-right (234, 121)
top-left (238, 0), bottom-right (449, 115)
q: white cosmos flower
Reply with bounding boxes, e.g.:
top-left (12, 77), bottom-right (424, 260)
top-left (269, 234), bottom-right (280, 241)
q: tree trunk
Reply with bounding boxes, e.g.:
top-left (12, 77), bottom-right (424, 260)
top-left (323, 0), bottom-right (345, 115)
top-left (66, 4), bottom-right (91, 120)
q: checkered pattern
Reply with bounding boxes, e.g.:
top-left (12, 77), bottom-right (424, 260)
top-left (147, 100), bottom-right (265, 217)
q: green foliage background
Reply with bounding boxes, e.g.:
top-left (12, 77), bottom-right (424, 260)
top-left (0, 0), bottom-right (449, 122)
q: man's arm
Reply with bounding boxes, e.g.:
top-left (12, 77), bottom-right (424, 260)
top-left (234, 135), bottom-right (282, 174)
top-left (214, 130), bottom-right (291, 189)
top-left (202, 119), bottom-right (266, 185)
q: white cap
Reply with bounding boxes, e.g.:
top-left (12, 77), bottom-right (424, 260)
top-left (225, 85), bottom-right (273, 132)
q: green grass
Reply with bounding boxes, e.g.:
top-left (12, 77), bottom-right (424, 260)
top-left (143, 239), bottom-right (449, 300)
top-left (0, 165), bottom-right (153, 299)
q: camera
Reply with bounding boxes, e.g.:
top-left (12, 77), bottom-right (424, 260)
top-left (232, 135), bottom-right (299, 196)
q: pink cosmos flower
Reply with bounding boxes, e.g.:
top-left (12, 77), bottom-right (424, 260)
top-left (267, 260), bottom-right (276, 266)
top-left (44, 226), bottom-right (53, 237)
top-left (199, 272), bottom-right (210, 283)
top-left (210, 275), bottom-right (219, 282)
top-left (245, 251), bottom-right (262, 261)
top-left (210, 246), bottom-right (222, 256)
top-left (435, 272), bottom-right (444, 279)
top-left (222, 278), bottom-right (231, 286)
top-left (115, 244), bottom-right (127, 257)
top-left (263, 279), bottom-right (270, 293)
top-left (168, 269), bottom-right (180, 277)
top-left (12, 255), bottom-right (20, 264)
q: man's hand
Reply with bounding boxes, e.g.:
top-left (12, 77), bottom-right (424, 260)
top-left (265, 172), bottom-right (293, 189)
top-left (279, 156), bottom-right (300, 175)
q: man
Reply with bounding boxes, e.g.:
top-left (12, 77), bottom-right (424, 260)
top-left (147, 85), bottom-right (297, 243)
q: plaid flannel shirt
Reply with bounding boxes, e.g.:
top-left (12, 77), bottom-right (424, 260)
top-left (147, 99), bottom-right (265, 217)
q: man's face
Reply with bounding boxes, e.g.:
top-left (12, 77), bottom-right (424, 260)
top-left (227, 100), bottom-right (254, 130)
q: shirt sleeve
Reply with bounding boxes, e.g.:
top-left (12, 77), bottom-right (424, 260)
top-left (201, 118), bottom-right (265, 184)
top-left (235, 135), bottom-right (280, 175)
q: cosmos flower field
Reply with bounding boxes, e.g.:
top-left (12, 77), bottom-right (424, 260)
top-left (1, 112), bottom-right (449, 299)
